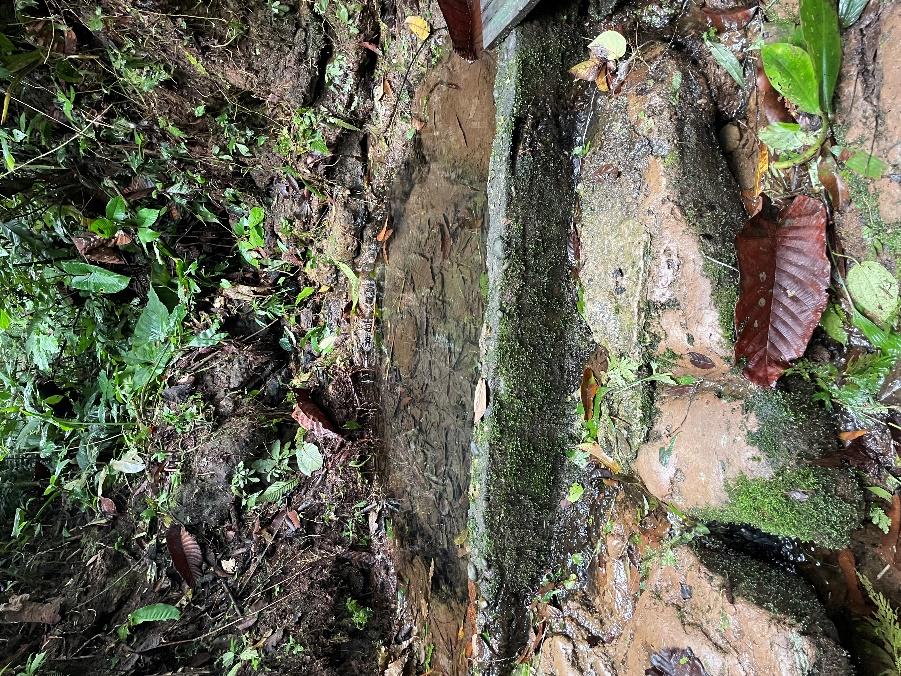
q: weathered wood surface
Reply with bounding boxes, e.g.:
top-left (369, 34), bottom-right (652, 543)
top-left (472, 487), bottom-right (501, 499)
top-left (480, 0), bottom-right (542, 48)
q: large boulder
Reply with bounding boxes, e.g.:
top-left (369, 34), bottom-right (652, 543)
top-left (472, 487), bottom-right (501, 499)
top-left (536, 543), bottom-right (852, 675)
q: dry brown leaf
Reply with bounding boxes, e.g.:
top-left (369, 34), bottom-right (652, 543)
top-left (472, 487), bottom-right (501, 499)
top-left (836, 548), bottom-right (869, 614)
top-left (98, 496), bottom-right (117, 516)
top-left (569, 58), bottom-right (602, 82)
top-left (166, 524), bottom-right (202, 586)
top-left (0, 594), bottom-right (61, 625)
top-left (292, 391), bottom-right (342, 439)
top-left (838, 429), bottom-right (868, 442)
top-left (578, 442), bottom-right (622, 474)
top-left (580, 368), bottom-right (598, 420)
top-left (818, 155), bottom-right (850, 213)
top-left (473, 378), bottom-right (488, 423)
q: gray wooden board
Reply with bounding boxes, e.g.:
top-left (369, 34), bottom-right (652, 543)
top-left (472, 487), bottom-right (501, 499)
top-left (480, 0), bottom-right (542, 48)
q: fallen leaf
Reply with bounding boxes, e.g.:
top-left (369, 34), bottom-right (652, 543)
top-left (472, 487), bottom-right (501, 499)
top-left (473, 378), bottom-right (488, 423)
top-left (360, 41), bottom-right (383, 56)
top-left (742, 144), bottom-right (769, 214)
top-left (838, 429), bottom-right (868, 442)
top-left (701, 3), bottom-right (758, 30)
top-left (756, 63), bottom-right (793, 124)
top-left (569, 58), bottom-right (602, 82)
top-left (818, 155), bottom-right (850, 212)
top-left (166, 524), bottom-right (202, 586)
top-left (735, 195), bottom-right (830, 386)
top-left (0, 594), bottom-right (62, 624)
top-left (580, 368), bottom-right (598, 420)
top-left (220, 558), bottom-right (237, 574)
top-left (73, 232), bottom-right (127, 265)
top-left (578, 442), bottom-right (623, 474)
top-left (98, 496), bottom-right (117, 516)
top-left (292, 391), bottom-right (342, 439)
top-left (836, 548), bottom-right (869, 614)
top-left (404, 15), bottom-right (431, 41)
top-left (588, 30), bottom-right (627, 60)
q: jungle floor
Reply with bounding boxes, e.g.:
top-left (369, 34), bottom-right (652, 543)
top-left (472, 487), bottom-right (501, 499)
top-left (0, 0), bottom-right (900, 675)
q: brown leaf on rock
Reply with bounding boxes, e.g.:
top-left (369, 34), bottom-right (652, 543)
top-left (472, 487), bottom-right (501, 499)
top-left (838, 429), bottom-right (868, 442)
top-left (818, 156), bottom-right (850, 213)
top-left (580, 367), bottom-right (598, 420)
top-left (756, 64), bottom-right (793, 125)
top-left (735, 195), bottom-right (830, 387)
top-left (292, 391), bottom-right (341, 439)
top-left (167, 524), bottom-right (202, 586)
top-left (570, 58), bottom-right (602, 82)
top-left (836, 548), bottom-right (869, 614)
top-left (0, 594), bottom-right (62, 624)
top-left (701, 3), bottom-right (758, 31)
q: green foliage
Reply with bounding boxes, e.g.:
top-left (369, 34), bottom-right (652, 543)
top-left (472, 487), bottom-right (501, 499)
top-left (699, 467), bottom-right (861, 548)
top-left (847, 260), bottom-right (899, 325)
top-left (118, 603), bottom-right (180, 640)
top-left (345, 597), bottom-right (372, 629)
top-left (839, 0), bottom-right (870, 27)
top-left (800, 0), bottom-right (842, 114)
top-left (758, 122), bottom-right (819, 152)
top-left (847, 151), bottom-right (889, 178)
top-left (761, 43), bottom-right (821, 115)
top-left (859, 574), bottom-right (901, 675)
top-left (704, 33), bottom-right (745, 87)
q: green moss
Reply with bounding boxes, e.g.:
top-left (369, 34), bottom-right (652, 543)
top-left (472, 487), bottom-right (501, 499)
top-left (697, 467), bottom-right (861, 548)
top-left (846, 170), bottom-right (901, 255)
top-left (744, 388), bottom-right (834, 465)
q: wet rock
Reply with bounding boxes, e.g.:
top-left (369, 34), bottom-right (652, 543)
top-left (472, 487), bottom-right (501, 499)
top-left (537, 544), bottom-right (852, 675)
top-left (635, 388), bottom-right (862, 547)
top-left (634, 391), bottom-right (774, 511)
top-left (834, 2), bottom-right (901, 259)
top-left (576, 45), bottom-right (746, 460)
top-left (470, 2), bottom-right (609, 669)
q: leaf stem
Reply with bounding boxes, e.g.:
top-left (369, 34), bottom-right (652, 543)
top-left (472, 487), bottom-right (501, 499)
top-left (772, 116), bottom-right (829, 170)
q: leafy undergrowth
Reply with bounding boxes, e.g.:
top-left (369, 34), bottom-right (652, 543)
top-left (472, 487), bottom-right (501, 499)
top-left (0, 0), bottom-right (440, 673)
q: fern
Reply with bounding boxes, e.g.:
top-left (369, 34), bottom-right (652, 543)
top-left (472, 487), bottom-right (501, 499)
top-left (260, 478), bottom-right (300, 504)
top-left (859, 574), bottom-right (901, 675)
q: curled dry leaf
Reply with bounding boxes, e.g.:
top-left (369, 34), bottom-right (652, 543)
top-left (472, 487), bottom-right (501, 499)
top-left (292, 391), bottom-right (342, 439)
top-left (818, 155), bottom-right (850, 212)
top-left (836, 548), bottom-right (869, 614)
top-left (166, 524), bottom-right (202, 586)
top-left (701, 3), bottom-right (758, 31)
top-left (580, 367), bottom-right (598, 420)
top-left (756, 63), bottom-right (793, 125)
top-left (838, 429), bottom-right (868, 442)
top-left (98, 496), bottom-right (117, 516)
top-left (73, 232), bottom-right (127, 265)
top-left (578, 442), bottom-right (622, 474)
top-left (735, 195), bottom-right (830, 386)
top-left (473, 378), bottom-right (488, 423)
top-left (570, 58), bottom-right (602, 82)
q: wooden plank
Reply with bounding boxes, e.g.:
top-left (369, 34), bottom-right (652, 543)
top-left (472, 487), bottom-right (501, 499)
top-left (480, 0), bottom-right (542, 48)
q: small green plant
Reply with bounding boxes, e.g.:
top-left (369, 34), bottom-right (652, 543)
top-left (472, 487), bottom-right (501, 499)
top-left (345, 597), bottom-right (372, 629)
top-left (220, 638), bottom-right (261, 676)
top-left (117, 603), bottom-right (180, 640)
top-left (859, 574), bottom-right (901, 675)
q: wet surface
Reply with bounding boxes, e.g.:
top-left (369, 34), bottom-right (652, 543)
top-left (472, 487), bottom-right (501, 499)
top-left (379, 52), bottom-right (495, 674)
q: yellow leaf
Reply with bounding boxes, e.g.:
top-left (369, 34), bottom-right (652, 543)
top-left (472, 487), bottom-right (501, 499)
top-left (405, 15), bottom-right (431, 41)
top-left (577, 443), bottom-right (622, 474)
top-left (569, 58), bottom-right (601, 82)
top-left (754, 143), bottom-right (769, 195)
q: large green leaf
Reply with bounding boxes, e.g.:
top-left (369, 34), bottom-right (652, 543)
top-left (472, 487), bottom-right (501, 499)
top-left (128, 603), bottom-right (180, 625)
top-left (847, 260), bottom-right (899, 325)
top-left (61, 261), bottom-right (131, 294)
top-left (800, 0), bottom-right (842, 113)
top-left (132, 287), bottom-right (173, 345)
top-left (761, 43), bottom-right (822, 115)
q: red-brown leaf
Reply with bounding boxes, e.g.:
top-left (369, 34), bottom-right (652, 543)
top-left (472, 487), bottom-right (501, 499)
top-left (702, 3), bottom-right (758, 31)
top-left (167, 524), bottom-right (202, 586)
top-left (756, 64), bottom-right (793, 125)
top-left (818, 156), bottom-right (850, 213)
top-left (735, 195), bottom-right (830, 386)
top-left (836, 548), bottom-right (869, 614)
top-left (580, 367), bottom-right (598, 420)
top-left (292, 392), bottom-right (341, 439)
